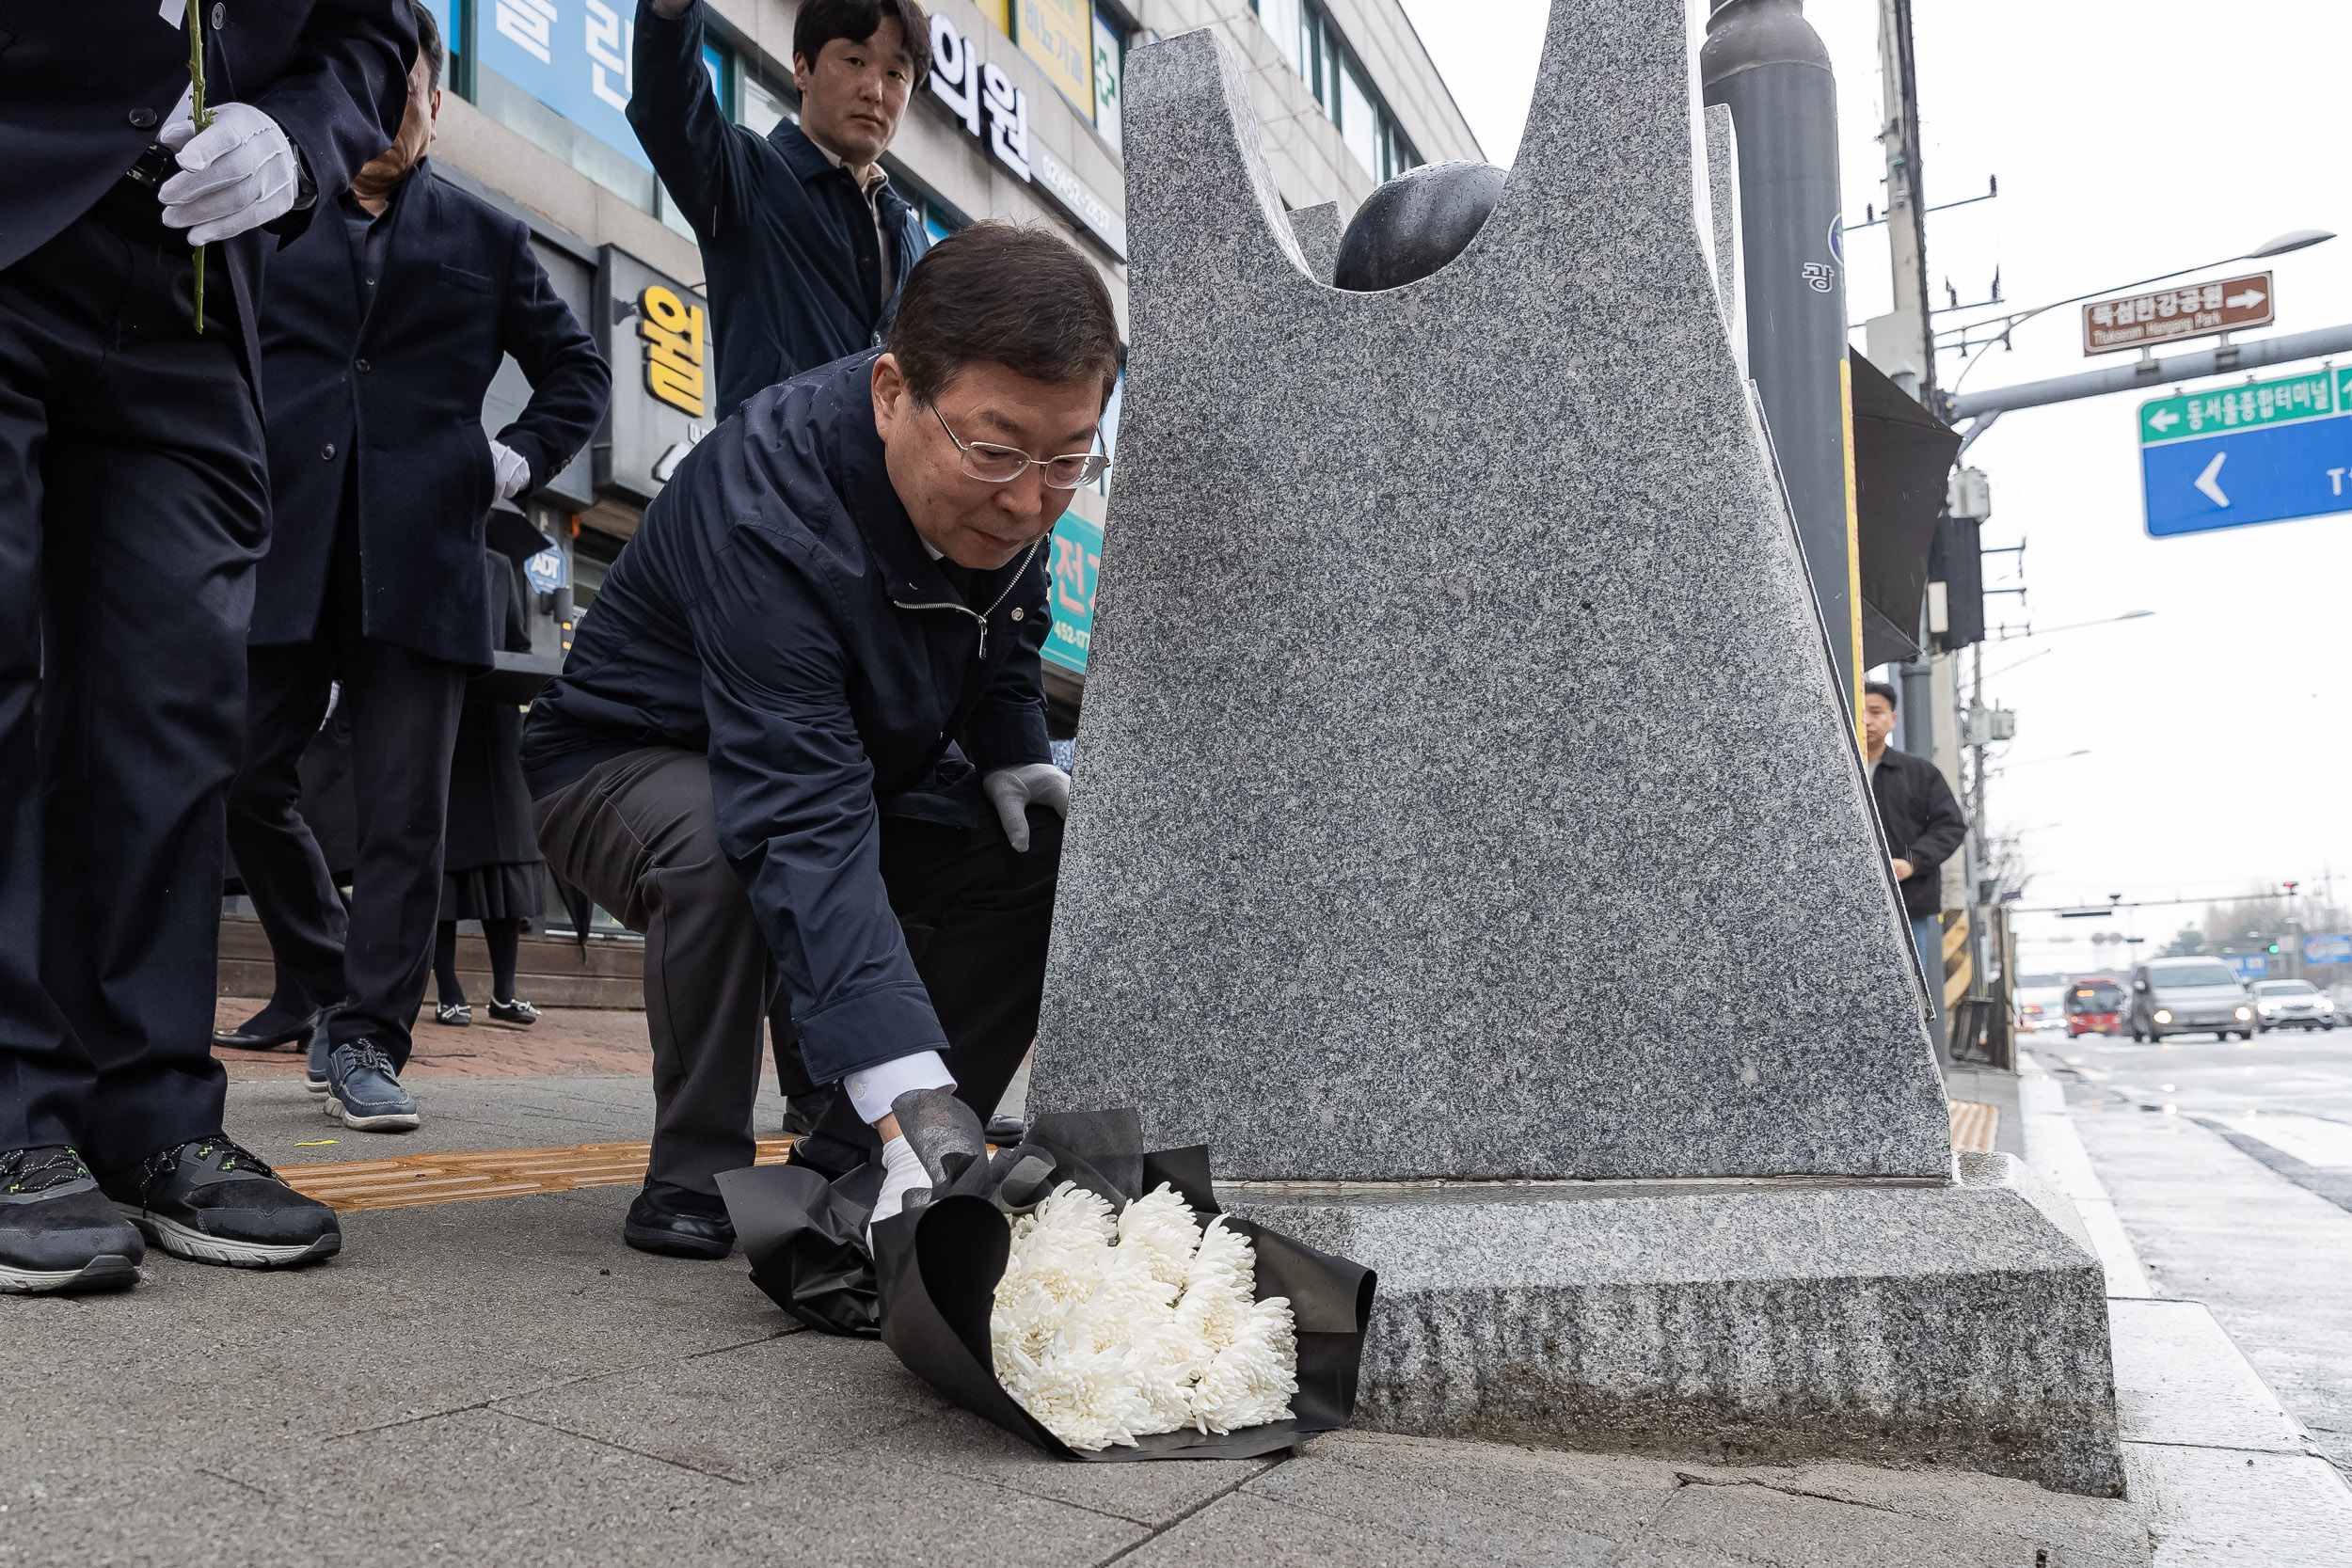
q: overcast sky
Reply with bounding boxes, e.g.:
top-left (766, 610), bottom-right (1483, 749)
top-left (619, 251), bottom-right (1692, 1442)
top-left (1400, 0), bottom-right (2352, 967)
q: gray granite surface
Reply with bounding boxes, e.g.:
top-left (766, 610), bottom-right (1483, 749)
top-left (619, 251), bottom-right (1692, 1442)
top-left (1285, 200), bottom-right (1342, 285)
top-left (1704, 103), bottom-right (1742, 343)
top-left (1222, 1153), bottom-right (2124, 1497)
top-left (1031, 0), bottom-right (1949, 1183)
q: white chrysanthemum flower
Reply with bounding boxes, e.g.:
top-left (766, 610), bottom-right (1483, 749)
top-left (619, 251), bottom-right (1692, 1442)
top-left (987, 1183), bottom-right (1300, 1451)
top-left (1115, 1185), bottom-right (1204, 1288)
top-left (1189, 1295), bottom-right (1299, 1433)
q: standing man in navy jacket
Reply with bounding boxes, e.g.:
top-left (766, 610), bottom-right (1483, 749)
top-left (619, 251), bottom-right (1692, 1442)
top-left (524, 227), bottom-right (1109, 1258)
top-left (225, 8), bottom-right (608, 1137)
top-left (0, 2), bottom-right (413, 1294)
top-left (629, 0), bottom-right (931, 420)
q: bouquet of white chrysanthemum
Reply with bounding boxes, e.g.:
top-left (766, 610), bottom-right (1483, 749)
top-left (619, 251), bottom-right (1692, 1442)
top-left (989, 1183), bottom-right (1299, 1451)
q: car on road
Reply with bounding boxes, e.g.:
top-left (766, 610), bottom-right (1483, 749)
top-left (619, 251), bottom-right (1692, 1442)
top-left (2064, 976), bottom-right (2128, 1037)
top-left (2014, 986), bottom-right (2068, 1032)
top-left (2128, 958), bottom-right (2260, 1042)
top-left (2250, 978), bottom-right (2339, 1032)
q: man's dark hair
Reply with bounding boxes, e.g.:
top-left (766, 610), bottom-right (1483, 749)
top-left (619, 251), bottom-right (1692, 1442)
top-left (888, 223), bottom-right (1122, 405)
top-left (794, 0), bottom-right (929, 71)
top-left (412, 3), bottom-right (444, 94)
top-left (1865, 680), bottom-right (1899, 709)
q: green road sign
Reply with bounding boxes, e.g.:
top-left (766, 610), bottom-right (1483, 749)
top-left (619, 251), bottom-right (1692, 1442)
top-left (2139, 363), bottom-right (2352, 537)
top-left (2137, 367), bottom-right (2347, 445)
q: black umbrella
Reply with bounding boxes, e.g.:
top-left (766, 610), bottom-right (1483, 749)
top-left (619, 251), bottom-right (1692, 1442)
top-left (1850, 350), bottom-right (1962, 667)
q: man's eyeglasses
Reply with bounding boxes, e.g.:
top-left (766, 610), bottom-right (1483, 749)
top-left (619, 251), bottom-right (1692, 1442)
top-left (930, 404), bottom-right (1110, 489)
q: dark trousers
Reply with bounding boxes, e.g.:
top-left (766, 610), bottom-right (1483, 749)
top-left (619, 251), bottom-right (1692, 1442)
top-left (0, 198), bottom-right (264, 1170)
top-left (227, 607), bottom-right (466, 1071)
top-left (532, 748), bottom-right (1061, 1198)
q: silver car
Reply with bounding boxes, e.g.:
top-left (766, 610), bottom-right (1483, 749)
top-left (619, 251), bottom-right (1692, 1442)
top-left (2128, 958), bottom-right (2259, 1042)
top-left (2251, 978), bottom-right (2339, 1032)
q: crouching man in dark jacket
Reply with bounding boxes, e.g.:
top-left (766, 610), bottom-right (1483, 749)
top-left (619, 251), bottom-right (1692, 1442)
top-left (224, 8), bottom-right (609, 1136)
top-left (522, 225), bottom-right (1114, 1258)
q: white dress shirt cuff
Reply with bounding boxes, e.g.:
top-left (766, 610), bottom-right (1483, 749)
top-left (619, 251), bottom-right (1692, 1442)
top-left (843, 1051), bottom-right (958, 1124)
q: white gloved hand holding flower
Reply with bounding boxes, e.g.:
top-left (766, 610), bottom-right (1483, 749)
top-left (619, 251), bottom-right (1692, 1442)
top-left (982, 763), bottom-right (1070, 853)
top-left (489, 440), bottom-right (532, 501)
top-left (159, 102), bottom-right (304, 246)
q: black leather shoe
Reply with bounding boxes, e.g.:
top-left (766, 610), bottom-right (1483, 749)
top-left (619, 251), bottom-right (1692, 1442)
top-left (985, 1114), bottom-right (1027, 1144)
top-left (623, 1182), bottom-right (735, 1259)
top-left (213, 1002), bottom-right (330, 1052)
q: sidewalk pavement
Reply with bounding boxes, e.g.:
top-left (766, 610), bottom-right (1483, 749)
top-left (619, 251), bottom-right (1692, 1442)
top-left (0, 1010), bottom-right (2323, 1565)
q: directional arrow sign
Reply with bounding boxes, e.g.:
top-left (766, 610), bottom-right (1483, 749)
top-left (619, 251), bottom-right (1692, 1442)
top-left (2140, 366), bottom-right (2352, 538)
top-left (2087, 270), bottom-right (2275, 356)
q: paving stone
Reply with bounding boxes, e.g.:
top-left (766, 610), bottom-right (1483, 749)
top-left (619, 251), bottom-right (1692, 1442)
top-left (1115, 1493), bottom-right (1478, 1568)
top-left (2122, 1442), bottom-right (2352, 1568)
top-left (494, 1330), bottom-right (946, 1483)
top-left (1647, 1480), bottom-right (2145, 1568)
top-left (840, 1402), bottom-right (1277, 1528)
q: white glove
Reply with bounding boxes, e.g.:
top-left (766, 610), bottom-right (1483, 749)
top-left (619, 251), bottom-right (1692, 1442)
top-left (868, 1134), bottom-right (930, 1232)
top-left (489, 439), bottom-right (532, 501)
top-left (982, 763), bottom-right (1070, 853)
top-left (159, 103), bottom-right (303, 245)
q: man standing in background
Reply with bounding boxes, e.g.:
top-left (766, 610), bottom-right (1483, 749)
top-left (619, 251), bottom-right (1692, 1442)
top-left (1864, 681), bottom-right (1968, 1047)
top-left (0, 1), bottom-right (413, 1292)
top-left (629, 0), bottom-right (932, 420)
top-left (223, 8), bottom-right (608, 1137)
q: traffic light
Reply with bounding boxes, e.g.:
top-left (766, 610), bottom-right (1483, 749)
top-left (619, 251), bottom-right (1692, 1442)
top-left (2267, 942), bottom-right (2281, 955)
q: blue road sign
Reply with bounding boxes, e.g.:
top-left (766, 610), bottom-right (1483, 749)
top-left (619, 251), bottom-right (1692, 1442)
top-left (2306, 933), bottom-right (2352, 965)
top-left (2140, 367), bottom-right (2352, 538)
top-left (2221, 953), bottom-right (2269, 979)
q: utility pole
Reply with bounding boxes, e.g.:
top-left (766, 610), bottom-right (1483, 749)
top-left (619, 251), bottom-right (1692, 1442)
top-left (1868, 0), bottom-right (1977, 1046)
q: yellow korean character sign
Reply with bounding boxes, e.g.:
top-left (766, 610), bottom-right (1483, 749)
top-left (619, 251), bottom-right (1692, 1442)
top-left (1017, 0), bottom-right (1093, 118)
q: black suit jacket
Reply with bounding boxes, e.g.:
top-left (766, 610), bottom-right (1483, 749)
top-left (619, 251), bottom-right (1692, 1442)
top-left (253, 162), bottom-right (609, 667)
top-left (0, 0), bottom-right (415, 380)
top-left (1869, 745), bottom-right (1968, 920)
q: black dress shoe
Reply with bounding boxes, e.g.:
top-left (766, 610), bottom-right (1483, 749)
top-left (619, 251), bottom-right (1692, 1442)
top-left (623, 1182), bottom-right (736, 1259)
top-left (985, 1114), bottom-right (1027, 1144)
top-left (213, 1003), bottom-right (330, 1052)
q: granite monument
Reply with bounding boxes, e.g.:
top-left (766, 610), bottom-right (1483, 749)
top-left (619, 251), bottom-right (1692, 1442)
top-left (1031, 0), bottom-right (2122, 1497)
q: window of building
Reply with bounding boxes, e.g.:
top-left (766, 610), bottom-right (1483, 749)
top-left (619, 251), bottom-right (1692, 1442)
top-left (1247, 0), bottom-right (1420, 182)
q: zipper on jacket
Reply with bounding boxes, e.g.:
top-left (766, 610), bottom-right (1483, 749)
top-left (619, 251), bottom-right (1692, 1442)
top-left (891, 537), bottom-right (1044, 662)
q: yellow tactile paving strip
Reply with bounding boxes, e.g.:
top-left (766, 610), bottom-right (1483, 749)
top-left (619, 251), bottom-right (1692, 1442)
top-left (1947, 1100), bottom-right (1999, 1155)
top-left (279, 1137), bottom-right (800, 1213)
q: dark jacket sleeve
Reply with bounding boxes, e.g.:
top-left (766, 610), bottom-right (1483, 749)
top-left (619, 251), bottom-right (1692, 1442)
top-left (493, 223), bottom-right (611, 491)
top-left (693, 525), bottom-right (950, 1083)
top-left (1901, 757), bottom-right (1968, 874)
top-left (627, 0), bottom-right (757, 241)
top-left (255, 0), bottom-right (417, 242)
top-left (961, 548), bottom-right (1055, 775)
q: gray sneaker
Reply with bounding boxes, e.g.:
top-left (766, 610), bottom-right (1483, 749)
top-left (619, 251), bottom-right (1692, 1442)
top-left (101, 1136), bottom-right (339, 1269)
top-left (1, 1147), bottom-right (144, 1293)
top-left (325, 1040), bottom-right (421, 1132)
top-left (305, 1025), bottom-right (332, 1094)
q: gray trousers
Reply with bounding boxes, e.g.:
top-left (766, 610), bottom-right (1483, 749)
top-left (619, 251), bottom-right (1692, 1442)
top-left (532, 746), bottom-right (1060, 1197)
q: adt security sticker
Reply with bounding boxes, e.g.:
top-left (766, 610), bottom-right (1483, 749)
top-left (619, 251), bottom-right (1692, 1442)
top-left (524, 547), bottom-right (568, 595)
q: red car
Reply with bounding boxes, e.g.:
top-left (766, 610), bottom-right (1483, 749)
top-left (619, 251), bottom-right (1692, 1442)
top-left (2066, 977), bottom-right (2127, 1037)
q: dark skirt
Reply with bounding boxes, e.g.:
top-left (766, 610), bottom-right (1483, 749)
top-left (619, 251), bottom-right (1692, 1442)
top-left (440, 860), bottom-right (546, 925)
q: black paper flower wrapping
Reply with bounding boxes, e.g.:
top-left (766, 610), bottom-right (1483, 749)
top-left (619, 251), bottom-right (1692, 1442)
top-left (717, 1108), bottom-right (1377, 1461)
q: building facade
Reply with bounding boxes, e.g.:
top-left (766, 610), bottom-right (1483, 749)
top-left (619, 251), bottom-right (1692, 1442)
top-left (427, 0), bottom-right (1476, 710)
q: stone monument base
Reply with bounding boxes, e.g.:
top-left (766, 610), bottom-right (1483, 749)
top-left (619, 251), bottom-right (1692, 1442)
top-left (1222, 1152), bottom-right (2123, 1497)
